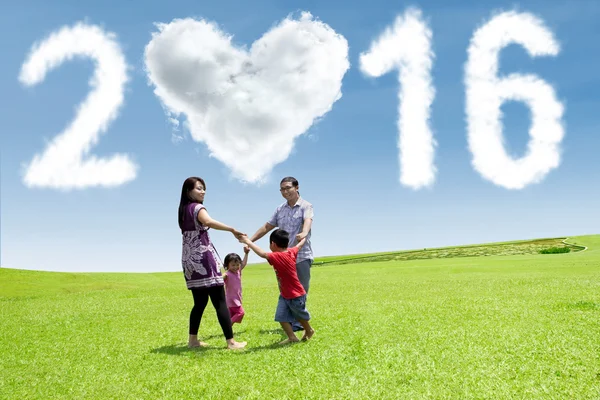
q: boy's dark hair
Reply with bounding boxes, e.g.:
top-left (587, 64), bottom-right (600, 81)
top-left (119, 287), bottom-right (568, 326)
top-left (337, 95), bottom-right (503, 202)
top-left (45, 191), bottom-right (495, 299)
top-left (223, 253), bottom-right (242, 270)
top-left (269, 229), bottom-right (290, 249)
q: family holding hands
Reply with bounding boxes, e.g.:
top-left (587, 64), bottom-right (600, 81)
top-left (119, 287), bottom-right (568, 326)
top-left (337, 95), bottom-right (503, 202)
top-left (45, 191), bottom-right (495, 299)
top-left (178, 176), bottom-right (315, 350)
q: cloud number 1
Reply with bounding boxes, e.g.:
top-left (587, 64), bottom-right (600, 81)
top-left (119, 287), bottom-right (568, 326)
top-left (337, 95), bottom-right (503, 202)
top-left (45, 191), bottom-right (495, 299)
top-left (359, 8), bottom-right (437, 190)
top-left (19, 22), bottom-right (137, 190)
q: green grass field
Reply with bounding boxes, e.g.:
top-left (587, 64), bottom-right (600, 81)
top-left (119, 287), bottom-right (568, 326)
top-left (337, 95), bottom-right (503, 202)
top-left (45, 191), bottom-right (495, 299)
top-left (2, 236), bottom-right (599, 399)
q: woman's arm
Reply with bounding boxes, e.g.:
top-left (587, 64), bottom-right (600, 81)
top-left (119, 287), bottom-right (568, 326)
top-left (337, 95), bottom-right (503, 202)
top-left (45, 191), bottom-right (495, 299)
top-left (197, 208), bottom-right (244, 237)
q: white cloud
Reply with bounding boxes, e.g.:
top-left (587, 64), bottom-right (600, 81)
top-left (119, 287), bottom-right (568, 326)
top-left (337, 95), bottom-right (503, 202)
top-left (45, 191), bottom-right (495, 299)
top-left (18, 22), bottom-right (137, 190)
top-left (144, 12), bottom-right (349, 183)
top-left (359, 8), bottom-right (437, 190)
top-left (171, 133), bottom-right (184, 144)
top-left (465, 11), bottom-right (564, 189)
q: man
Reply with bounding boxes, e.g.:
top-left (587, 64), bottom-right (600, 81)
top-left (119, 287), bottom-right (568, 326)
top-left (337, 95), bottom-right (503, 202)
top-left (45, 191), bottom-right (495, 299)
top-left (247, 176), bottom-right (314, 331)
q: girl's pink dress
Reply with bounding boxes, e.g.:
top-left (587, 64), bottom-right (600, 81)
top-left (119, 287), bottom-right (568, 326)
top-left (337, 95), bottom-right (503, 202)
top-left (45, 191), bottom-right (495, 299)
top-left (224, 269), bottom-right (245, 323)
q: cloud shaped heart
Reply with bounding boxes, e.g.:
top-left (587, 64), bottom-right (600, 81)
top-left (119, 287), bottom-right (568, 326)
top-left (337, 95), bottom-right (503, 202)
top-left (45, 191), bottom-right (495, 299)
top-left (144, 12), bottom-right (350, 183)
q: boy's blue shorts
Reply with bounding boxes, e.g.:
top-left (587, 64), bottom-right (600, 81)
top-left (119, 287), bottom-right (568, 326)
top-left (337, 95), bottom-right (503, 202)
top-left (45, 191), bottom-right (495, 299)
top-left (275, 294), bottom-right (310, 323)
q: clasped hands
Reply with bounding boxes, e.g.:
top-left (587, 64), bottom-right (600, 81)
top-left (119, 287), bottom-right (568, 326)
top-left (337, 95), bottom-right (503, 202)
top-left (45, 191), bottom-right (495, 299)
top-left (232, 229), bottom-right (306, 250)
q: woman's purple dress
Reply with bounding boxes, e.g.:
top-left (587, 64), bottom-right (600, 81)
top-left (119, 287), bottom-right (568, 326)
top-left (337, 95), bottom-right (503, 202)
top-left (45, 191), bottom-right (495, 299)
top-left (181, 203), bottom-right (224, 289)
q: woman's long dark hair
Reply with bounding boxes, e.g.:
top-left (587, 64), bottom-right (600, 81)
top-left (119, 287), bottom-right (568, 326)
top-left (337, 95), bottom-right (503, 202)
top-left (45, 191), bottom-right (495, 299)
top-left (178, 177), bottom-right (206, 232)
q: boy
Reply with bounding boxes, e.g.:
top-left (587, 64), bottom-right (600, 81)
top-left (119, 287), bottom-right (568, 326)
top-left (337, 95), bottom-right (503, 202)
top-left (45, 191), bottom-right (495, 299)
top-left (240, 229), bottom-right (315, 344)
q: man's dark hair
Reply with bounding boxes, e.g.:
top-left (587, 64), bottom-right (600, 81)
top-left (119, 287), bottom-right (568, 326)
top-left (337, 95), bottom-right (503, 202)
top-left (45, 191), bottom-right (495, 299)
top-left (280, 176), bottom-right (298, 188)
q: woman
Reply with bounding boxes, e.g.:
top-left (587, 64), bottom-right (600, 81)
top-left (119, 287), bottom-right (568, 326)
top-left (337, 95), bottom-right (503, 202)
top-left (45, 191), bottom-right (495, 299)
top-left (178, 176), bottom-right (247, 350)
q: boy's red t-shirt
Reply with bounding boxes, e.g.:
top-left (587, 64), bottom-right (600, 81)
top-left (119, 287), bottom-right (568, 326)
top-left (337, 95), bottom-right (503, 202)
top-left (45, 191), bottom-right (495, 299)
top-left (266, 247), bottom-right (306, 299)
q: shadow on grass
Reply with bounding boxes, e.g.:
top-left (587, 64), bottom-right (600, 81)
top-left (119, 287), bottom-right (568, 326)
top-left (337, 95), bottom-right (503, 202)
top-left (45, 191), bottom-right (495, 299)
top-left (234, 336), bottom-right (315, 354)
top-left (233, 328), bottom-right (314, 353)
top-left (151, 344), bottom-right (217, 356)
top-left (204, 330), bottom-right (247, 340)
top-left (259, 329), bottom-right (282, 335)
top-left (152, 339), bottom-right (310, 356)
top-left (151, 330), bottom-right (247, 356)
top-left (566, 301), bottom-right (599, 311)
top-left (151, 328), bottom-right (310, 355)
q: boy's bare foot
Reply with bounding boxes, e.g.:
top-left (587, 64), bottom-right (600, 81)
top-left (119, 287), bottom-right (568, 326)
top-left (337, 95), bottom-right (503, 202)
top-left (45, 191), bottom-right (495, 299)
top-left (226, 340), bottom-right (247, 350)
top-left (301, 329), bottom-right (315, 341)
top-left (188, 341), bottom-right (209, 348)
top-left (278, 338), bottom-right (300, 345)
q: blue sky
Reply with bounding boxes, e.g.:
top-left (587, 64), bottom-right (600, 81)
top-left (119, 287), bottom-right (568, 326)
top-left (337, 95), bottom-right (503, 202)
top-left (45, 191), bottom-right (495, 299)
top-left (1, 0), bottom-right (599, 272)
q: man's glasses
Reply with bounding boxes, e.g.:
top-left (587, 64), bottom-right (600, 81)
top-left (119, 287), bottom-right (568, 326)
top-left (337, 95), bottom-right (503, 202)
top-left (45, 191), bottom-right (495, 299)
top-left (280, 186), bottom-right (295, 192)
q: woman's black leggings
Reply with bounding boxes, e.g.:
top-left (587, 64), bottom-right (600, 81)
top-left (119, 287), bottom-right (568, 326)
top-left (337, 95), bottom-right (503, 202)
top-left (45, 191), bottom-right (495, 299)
top-left (189, 285), bottom-right (233, 339)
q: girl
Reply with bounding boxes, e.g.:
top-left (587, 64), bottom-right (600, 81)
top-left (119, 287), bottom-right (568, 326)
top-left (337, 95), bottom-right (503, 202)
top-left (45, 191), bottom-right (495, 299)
top-left (223, 247), bottom-right (250, 324)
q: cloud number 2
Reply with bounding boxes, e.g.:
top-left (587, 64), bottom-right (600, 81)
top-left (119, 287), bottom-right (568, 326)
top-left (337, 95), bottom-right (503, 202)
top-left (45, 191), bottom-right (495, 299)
top-left (19, 22), bottom-right (137, 190)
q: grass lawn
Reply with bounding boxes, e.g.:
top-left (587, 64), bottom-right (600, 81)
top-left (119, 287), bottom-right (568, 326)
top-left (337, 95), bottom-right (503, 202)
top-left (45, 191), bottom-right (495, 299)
top-left (1, 236), bottom-right (599, 399)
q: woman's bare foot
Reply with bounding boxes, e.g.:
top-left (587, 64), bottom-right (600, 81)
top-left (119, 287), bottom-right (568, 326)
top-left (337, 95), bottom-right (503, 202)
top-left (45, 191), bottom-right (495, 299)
top-left (301, 329), bottom-right (315, 341)
top-left (226, 339), bottom-right (247, 350)
top-left (188, 335), bottom-right (209, 348)
top-left (278, 338), bottom-right (300, 345)
top-left (188, 340), bottom-right (209, 348)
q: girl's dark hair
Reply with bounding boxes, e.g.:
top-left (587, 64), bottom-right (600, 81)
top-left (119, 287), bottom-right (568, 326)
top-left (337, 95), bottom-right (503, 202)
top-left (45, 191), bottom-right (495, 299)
top-left (178, 177), bottom-right (206, 232)
top-left (224, 253), bottom-right (242, 270)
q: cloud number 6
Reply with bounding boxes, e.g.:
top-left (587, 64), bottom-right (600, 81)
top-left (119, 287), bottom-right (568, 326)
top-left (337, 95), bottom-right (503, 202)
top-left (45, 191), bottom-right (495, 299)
top-left (464, 11), bottom-right (565, 189)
